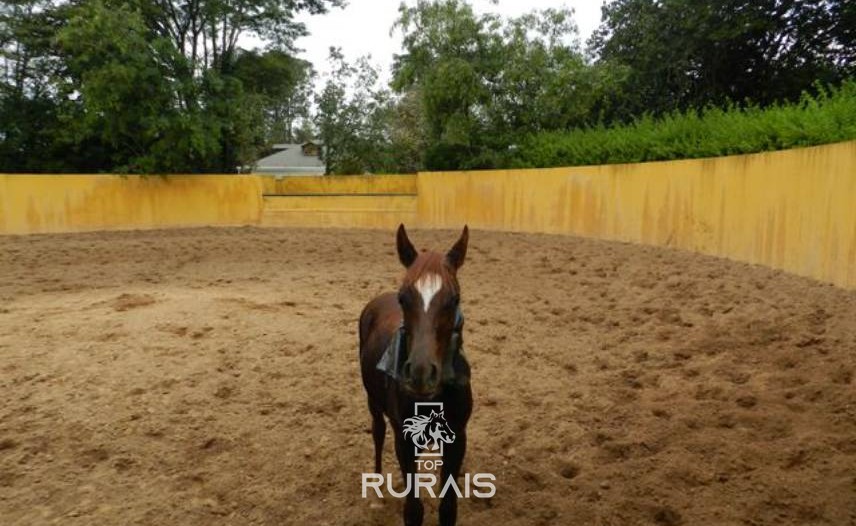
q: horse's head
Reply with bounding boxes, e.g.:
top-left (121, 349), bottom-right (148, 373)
top-left (395, 224), bottom-right (468, 398)
top-left (427, 410), bottom-right (456, 445)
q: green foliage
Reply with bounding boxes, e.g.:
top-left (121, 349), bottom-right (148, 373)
top-left (58, 1), bottom-right (191, 172)
top-left (385, 0), bottom-right (854, 172)
top-left (386, 88), bottom-right (427, 174)
top-left (3, 0), bottom-right (855, 174)
top-left (1, 0), bottom-right (338, 173)
top-left (507, 81), bottom-right (856, 169)
top-left (392, 0), bottom-right (496, 170)
top-left (232, 50), bottom-right (314, 144)
top-left (314, 49), bottom-right (421, 175)
top-left (393, 0), bottom-right (602, 171)
top-left (589, 0), bottom-right (853, 119)
top-left (0, 0), bottom-right (80, 172)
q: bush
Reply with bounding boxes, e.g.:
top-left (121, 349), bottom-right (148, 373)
top-left (506, 80), bottom-right (856, 169)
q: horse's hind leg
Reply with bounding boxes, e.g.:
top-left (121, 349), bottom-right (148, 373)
top-left (369, 403), bottom-right (385, 473)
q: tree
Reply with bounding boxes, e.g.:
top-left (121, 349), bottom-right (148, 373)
top-left (233, 49), bottom-right (314, 143)
top-left (58, 1), bottom-right (194, 172)
top-left (589, 0), bottom-right (853, 119)
top-left (392, 0), bottom-right (498, 169)
top-left (115, 0), bottom-right (342, 75)
top-left (386, 87), bottom-right (427, 173)
top-left (831, 0), bottom-right (856, 76)
top-left (392, 0), bottom-right (597, 170)
top-left (292, 117), bottom-right (316, 143)
top-left (488, 8), bottom-right (604, 135)
top-left (0, 0), bottom-right (86, 171)
top-left (1, 0), bottom-right (341, 173)
top-left (314, 48), bottom-right (395, 175)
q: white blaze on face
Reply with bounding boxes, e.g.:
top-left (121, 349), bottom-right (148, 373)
top-left (415, 273), bottom-right (443, 313)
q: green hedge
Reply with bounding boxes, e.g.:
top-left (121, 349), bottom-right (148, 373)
top-left (507, 80), bottom-right (856, 168)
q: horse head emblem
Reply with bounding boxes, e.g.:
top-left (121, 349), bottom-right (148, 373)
top-left (402, 409), bottom-right (456, 452)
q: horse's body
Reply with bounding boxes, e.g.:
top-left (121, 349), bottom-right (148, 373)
top-left (359, 225), bottom-right (473, 526)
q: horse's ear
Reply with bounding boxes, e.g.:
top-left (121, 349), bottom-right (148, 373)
top-left (397, 224), bottom-right (417, 268)
top-left (446, 225), bottom-right (469, 270)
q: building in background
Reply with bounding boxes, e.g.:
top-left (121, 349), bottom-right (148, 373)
top-left (254, 142), bottom-right (325, 175)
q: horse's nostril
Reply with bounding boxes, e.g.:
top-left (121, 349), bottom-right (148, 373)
top-left (402, 361), bottom-right (439, 391)
top-left (427, 364), bottom-right (439, 386)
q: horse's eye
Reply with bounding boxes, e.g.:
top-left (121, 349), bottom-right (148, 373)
top-left (447, 294), bottom-right (460, 308)
top-left (398, 292), bottom-right (412, 308)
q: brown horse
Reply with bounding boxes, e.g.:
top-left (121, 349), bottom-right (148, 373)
top-left (359, 224), bottom-right (473, 526)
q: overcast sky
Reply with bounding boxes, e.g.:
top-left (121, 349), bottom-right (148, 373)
top-left (292, 0), bottom-right (605, 85)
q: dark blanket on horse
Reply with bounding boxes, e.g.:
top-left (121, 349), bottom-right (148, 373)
top-left (376, 308), bottom-right (470, 387)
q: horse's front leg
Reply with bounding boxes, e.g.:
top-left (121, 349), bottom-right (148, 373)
top-left (439, 430), bottom-right (466, 526)
top-left (394, 426), bottom-right (423, 526)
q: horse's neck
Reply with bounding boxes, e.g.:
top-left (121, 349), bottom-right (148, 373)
top-left (427, 423), bottom-right (441, 438)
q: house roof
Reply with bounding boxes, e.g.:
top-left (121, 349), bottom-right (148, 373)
top-left (255, 143), bottom-right (325, 174)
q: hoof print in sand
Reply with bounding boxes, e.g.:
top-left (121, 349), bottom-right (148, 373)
top-left (110, 293), bottom-right (157, 312)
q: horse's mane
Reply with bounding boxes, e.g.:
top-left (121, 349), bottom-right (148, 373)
top-left (402, 413), bottom-right (431, 440)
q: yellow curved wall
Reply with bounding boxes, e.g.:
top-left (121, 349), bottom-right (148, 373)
top-left (260, 174), bottom-right (416, 195)
top-left (417, 141), bottom-right (856, 289)
top-left (0, 175), bottom-right (262, 234)
top-left (1, 142), bottom-right (854, 289)
top-left (258, 174), bottom-right (418, 228)
top-left (261, 194), bottom-right (417, 229)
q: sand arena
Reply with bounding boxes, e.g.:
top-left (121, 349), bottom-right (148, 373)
top-left (1, 227), bottom-right (854, 525)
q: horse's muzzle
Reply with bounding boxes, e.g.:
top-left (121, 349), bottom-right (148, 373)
top-left (402, 359), bottom-right (440, 396)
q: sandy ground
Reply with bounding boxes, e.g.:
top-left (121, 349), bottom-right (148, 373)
top-left (0, 227), bottom-right (854, 526)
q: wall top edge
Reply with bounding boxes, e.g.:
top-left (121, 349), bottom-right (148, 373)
top-left (1, 140), bottom-right (853, 178)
